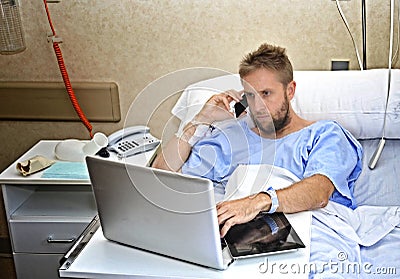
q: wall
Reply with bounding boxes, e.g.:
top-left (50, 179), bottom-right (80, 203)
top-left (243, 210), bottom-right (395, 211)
top-left (0, 0), bottom-right (395, 170)
top-left (0, 0), bottom-right (395, 277)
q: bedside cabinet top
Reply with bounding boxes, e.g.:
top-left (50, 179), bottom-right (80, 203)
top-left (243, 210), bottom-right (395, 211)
top-left (0, 140), bottom-right (158, 185)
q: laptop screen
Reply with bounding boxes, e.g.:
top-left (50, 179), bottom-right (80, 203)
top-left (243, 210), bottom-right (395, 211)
top-left (224, 212), bottom-right (305, 258)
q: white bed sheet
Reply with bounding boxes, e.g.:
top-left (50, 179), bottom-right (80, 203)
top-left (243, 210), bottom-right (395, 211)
top-left (310, 203), bottom-right (400, 278)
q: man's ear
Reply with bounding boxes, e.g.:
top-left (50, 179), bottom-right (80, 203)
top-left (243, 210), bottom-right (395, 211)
top-left (286, 80), bottom-right (296, 100)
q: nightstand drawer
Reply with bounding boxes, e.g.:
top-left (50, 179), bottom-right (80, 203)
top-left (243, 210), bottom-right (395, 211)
top-left (10, 219), bottom-right (92, 253)
top-left (14, 252), bottom-right (64, 279)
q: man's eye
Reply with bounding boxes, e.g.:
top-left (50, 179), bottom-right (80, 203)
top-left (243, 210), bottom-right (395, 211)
top-left (262, 91), bottom-right (271, 96)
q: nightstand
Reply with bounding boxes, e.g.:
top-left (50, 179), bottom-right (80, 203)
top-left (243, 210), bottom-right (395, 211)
top-left (0, 140), bottom-right (157, 278)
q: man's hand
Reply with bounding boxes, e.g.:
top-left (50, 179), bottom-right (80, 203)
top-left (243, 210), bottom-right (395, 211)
top-left (194, 90), bottom-right (243, 124)
top-left (152, 89), bottom-right (242, 172)
top-left (216, 174), bottom-right (334, 238)
top-left (216, 193), bottom-right (271, 238)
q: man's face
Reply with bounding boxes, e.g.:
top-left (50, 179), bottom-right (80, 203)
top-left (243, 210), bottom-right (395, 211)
top-left (242, 68), bottom-right (293, 137)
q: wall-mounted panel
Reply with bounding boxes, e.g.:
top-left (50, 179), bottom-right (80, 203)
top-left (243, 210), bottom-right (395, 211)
top-left (0, 82), bottom-right (120, 122)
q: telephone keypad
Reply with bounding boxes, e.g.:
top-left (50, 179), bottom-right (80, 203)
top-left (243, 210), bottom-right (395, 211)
top-left (117, 141), bottom-right (139, 152)
top-left (108, 128), bottom-right (160, 158)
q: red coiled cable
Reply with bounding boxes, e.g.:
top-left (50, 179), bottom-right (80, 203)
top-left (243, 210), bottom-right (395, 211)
top-left (43, 0), bottom-right (93, 138)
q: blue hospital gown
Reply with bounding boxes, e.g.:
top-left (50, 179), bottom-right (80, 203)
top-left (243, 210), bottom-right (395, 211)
top-left (181, 118), bottom-right (363, 209)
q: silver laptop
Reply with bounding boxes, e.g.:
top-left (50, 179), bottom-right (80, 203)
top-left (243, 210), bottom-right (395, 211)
top-left (85, 156), bottom-right (305, 270)
top-left (86, 156), bottom-right (233, 270)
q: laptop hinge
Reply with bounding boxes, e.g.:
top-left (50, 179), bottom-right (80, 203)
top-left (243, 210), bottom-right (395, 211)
top-left (222, 245), bottom-right (234, 269)
top-left (59, 215), bottom-right (100, 270)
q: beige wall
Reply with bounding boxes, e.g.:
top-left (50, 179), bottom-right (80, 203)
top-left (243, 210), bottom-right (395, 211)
top-left (0, 0), bottom-right (395, 172)
top-left (0, 0), bottom-right (396, 211)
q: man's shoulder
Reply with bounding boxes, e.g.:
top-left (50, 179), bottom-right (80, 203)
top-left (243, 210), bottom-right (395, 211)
top-left (298, 120), bottom-right (359, 143)
top-left (308, 120), bottom-right (361, 148)
top-left (309, 120), bottom-right (348, 133)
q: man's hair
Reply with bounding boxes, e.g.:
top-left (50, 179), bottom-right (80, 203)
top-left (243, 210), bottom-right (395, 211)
top-left (239, 43), bottom-right (293, 87)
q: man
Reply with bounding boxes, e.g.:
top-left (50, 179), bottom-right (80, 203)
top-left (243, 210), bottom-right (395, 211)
top-left (152, 43), bottom-right (362, 238)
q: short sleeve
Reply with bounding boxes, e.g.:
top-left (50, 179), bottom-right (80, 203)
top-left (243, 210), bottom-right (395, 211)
top-left (302, 122), bottom-right (363, 209)
top-left (181, 135), bottom-right (231, 182)
top-left (181, 119), bottom-right (254, 184)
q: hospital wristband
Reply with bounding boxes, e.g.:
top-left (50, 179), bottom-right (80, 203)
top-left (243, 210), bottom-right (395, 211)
top-left (262, 186), bottom-right (279, 214)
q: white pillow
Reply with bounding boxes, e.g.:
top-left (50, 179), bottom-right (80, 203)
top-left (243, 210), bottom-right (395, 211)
top-left (292, 69), bottom-right (400, 139)
top-left (171, 69), bottom-right (400, 139)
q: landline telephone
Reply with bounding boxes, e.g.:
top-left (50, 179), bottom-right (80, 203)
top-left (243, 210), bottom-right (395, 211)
top-left (107, 126), bottom-right (160, 158)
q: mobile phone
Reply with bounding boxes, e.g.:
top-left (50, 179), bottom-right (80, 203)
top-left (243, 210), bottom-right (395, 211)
top-left (234, 94), bottom-right (248, 118)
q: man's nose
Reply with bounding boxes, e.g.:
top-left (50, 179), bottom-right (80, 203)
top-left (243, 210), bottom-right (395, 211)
top-left (253, 96), bottom-right (267, 113)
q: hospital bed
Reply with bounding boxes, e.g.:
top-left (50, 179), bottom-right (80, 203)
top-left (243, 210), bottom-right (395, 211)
top-left (171, 69), bottom-right (400, 278)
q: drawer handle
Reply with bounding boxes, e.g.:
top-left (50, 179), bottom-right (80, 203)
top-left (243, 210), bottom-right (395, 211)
top-left (47, 236), bottom-right (76, 244)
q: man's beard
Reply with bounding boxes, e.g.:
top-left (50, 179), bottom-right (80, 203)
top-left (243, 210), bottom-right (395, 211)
top-left (251, 97), bottom-right (290, 136)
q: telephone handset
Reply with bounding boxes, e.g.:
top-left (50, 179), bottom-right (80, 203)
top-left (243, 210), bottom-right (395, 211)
top-left (107, 126), bottom-right (160, 158)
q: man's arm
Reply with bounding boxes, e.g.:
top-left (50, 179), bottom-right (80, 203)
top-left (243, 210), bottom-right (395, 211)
top-left (217, 174), bottom-right (334, 237)
top-left (151, 122), bottom-right (198, 172)
top-left (152, 91), bottom-right (241, 171)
